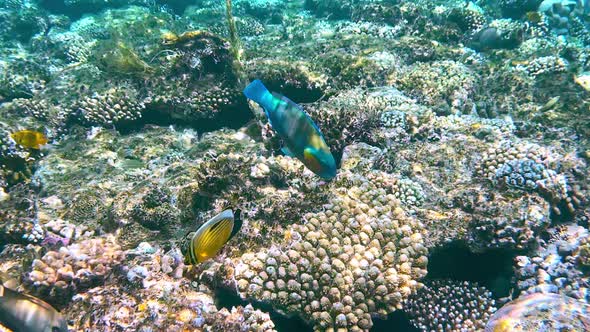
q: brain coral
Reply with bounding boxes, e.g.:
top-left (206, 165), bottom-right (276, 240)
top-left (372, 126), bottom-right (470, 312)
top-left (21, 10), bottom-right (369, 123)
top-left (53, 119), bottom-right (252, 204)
top-left (230, 161), bottom-right (428, 331)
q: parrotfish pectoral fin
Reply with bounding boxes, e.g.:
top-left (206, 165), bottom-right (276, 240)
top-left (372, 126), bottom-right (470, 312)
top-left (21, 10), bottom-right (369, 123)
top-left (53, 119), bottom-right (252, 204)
top-left (281, 146), bottom-right (295, 157)
top-left (304, 147), bottom-right (337, 180)
top-left (303, 147), bottom-right (322, 170)
top-left (243, 80), bottom-right (274, 111)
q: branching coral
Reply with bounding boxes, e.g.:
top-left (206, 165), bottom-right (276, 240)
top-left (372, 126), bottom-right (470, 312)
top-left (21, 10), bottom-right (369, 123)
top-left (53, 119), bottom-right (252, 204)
top-left (229, 145), bottom-right (428, 331)
top-left (405, 279), bottom-right (497, 332)
top-left (73, 86), bottom-right (145, 126)
top-left (25, 235), bottom-right (125, 306)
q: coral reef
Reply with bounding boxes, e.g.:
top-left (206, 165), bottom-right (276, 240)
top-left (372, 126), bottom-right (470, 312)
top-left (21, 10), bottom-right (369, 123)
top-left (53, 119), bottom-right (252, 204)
top-left (514, 224), bottom-right (590, 301)
top-left (25, 235), bottom-right (125, 306)
top-left (130, 187), bottom-right (178, 231)
top-left (468, 193), bottom-right (551, 251)
top-left (475, 139), bottom-right (582, 215)
top-left (516, 55), bottom-right (569, 77)
top-left (394, 60), bottom-right (478, 113)
top-left (0, 0), bottom-right (590, 330)
top-left (405, 279), bottom-right (497, 332)
top-left (63, 244), bottom-right (277, 331)
top-left (538, 0), bottom-right (586, 35)
top-left (229, 144), bottom-right (429, 331)
top-left (74, 86), bottom-right (145, 127)
top-left (0, 183), bottom-right (44, 245)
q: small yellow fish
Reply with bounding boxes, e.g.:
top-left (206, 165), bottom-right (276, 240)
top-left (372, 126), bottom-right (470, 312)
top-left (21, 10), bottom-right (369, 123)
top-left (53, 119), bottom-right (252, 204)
top-left (525, 11), bottom-right (542, 23)
top-left (181, 209), bottom-right (242, 264)
top-left (0, 285), bottom-right (67, 332)
top-left (510, 59), bottom-right (530, 66)
top-left (10, 130), bottom-right (48, 149)
top-left (574, 72), bottom-right (590, 91)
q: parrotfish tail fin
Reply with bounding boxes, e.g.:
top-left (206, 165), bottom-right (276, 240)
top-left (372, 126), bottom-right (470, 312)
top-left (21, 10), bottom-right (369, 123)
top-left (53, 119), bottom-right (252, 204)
top-left (243, 80), bottom-right (271, 107)
top-left (230, 208), bottom-right (243, 240)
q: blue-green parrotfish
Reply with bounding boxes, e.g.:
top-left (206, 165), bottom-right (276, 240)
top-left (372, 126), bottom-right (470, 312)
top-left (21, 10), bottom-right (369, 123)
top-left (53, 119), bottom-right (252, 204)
top-left (243, 80), bottom-right (337, 179)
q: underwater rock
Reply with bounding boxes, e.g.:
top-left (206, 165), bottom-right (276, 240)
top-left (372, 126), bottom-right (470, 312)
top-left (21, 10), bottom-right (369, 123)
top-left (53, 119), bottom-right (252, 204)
top-left (0, 244), bottom-right (38, 289)
top-left (0, 55), bottom-right (49, 101)
top-left (467, 192), bottom-right (551, 252)
top-left (0, 183), bottom-right (44, 245)
top-left (130, 187), bottom-right (178, 231)
top-left (0, 1), bottom-right (49, 42)
top-left (304, 0), bottom-right (356, 19)
top-left (539, 0), bottom-right (587, 35)
top-left (244, 59), bottom-right (328, 103)
top-left (234, 0), bottom-right (283, 23)
top-left (485, 292), bottom-right (590, 331)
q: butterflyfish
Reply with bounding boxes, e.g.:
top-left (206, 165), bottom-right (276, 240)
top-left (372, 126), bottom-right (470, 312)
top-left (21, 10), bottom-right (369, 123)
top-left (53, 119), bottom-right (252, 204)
top-left (10, 130), bottom-right (48, 150)
top-left (181, 209), bottom-right (242, 265)
top-left (243, 79), bottom-right (337, 179)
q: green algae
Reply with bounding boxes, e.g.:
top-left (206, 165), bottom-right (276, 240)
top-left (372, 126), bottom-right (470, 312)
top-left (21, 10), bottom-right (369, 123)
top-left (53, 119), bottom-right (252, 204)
top-left (93, 39), bottom-right (153, 76)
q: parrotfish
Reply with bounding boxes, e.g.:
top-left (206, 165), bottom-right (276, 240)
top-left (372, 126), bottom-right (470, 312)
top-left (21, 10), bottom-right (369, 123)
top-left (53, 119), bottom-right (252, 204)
top-left (10, 130), bottom-right (48, 150)
top-left (243, 80), bottom-right (337, 179)
top-left (181, 209), bottom-right (242, 265)
top-left (0, 285), bottom-right (68, 332)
